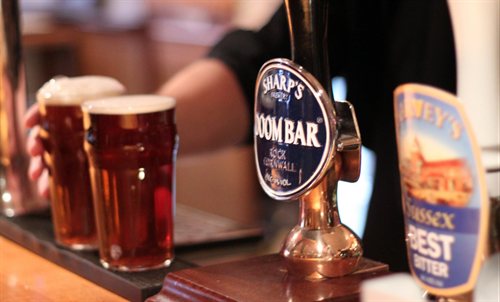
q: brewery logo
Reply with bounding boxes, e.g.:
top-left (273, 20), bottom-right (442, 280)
top-left (254, 58), bottom-right (336, 200)
top-left (394, 84), bottom-right (489, 297)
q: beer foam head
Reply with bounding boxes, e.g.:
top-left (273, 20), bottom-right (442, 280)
top-left (37, 76), bottom-right (126, 105)
top-left (81, 95), bottom-right (176, 115)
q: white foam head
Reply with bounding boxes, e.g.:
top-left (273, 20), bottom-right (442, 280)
top-left (81, 95), bottom-right (176, 115)
top-left (37, 76), bottom-right (126, 105)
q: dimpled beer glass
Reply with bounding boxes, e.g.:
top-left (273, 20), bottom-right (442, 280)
top-left (82, 95), bottom-right (177, 271)
top-left (37, 76), bottom-right (125, 250)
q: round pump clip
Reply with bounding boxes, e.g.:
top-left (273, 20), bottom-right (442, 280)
top-left (254, 58), bottom-right (339, 200)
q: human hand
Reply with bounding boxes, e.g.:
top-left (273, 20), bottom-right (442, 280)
top-left (24, 103), bottom-right (50, 198)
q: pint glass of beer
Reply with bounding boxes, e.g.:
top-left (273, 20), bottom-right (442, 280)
top-left (37, 76), bottom-right (125, 250)
top-left (82, 95), bottom-right (177, 271)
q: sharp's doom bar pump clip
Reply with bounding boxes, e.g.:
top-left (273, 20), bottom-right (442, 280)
top-left (254, 0), bottom-right (363, 279)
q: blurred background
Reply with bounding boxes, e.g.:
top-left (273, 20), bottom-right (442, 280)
top-left (19, 0), bottom-right (282, 226)
top-left (20, 0), bottom-right (281, 98)
top-left (19, 0), bottom-right (373, 240)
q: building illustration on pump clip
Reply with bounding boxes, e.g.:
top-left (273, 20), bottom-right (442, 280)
top-left (400, 137), bottom-right (472, 208)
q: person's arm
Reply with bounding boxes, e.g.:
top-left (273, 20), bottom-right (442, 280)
top-left (157, 58), bottom-right (250, 155)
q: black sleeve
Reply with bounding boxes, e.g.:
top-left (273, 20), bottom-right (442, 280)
top-left (207, 5), bottom-right (290, 105)
top-left (352, 0), bottom-right (456, 273)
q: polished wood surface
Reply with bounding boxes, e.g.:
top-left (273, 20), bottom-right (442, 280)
top-left (148, 254), bottom-right (389, 302)
top-left (0, 236), bottom-right (127, 302)
top-left (0, 202), bottom-right (273, 301)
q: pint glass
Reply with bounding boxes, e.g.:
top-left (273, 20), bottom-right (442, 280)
top-left (82, 95), bottom-right (177, 271)
top-left (37, 76), bottom-right (125, 250)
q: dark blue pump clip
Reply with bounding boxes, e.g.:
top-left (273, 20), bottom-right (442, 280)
top-left (254, 58), bottom-right (361, 200)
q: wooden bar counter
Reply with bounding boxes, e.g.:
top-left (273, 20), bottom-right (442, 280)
top-left (0, 236), bottom-right (389, 302)
top-left (0, 236), bottom-right (127, 301)
top-left (0, 201), bottom-right (388, 301)
top-left (0, 204), bottom-right (266, 301)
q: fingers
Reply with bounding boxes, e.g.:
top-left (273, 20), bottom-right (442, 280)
top-left (28, 156), bottom-right (50, 199)
top-left (25, 103), bottom-right (44, 157)
top-left (24, 103), bottom-right (40, 129)
top-left (28, 154), bottom-right (50, 199)
top-left (37, 170), bottom-right (50, 199)
top-left (24, 103), bottom-right (49, 199)
top-left (26, 125), bottom-right (43, 156)
top-left (28, 155), bottom-right (44, 180)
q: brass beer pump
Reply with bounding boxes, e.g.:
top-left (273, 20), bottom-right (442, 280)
top-left (0, 0), bottom-right (47, 216)
top-left (255, 0), bottom-right (363, 279)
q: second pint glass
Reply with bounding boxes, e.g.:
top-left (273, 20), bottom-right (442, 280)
top-left (37, 76), bottom-right (125, 250)
top-left (82, 95), bottom-right (177, 271)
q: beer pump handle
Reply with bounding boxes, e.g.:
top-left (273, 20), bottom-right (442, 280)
top-left (262, 0), bottom-right (364, 279)
top-left (0, 0), bottom-right (48, 216)
top-left (285, 0), bottom-right (361, 182)
top-left (285, 0), bottom-right (332, 98)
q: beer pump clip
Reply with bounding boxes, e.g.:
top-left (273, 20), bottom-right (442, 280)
top-left (254, 0), bottom-right (364, 280)
top-left (255, 58), bottom-right (362, 191)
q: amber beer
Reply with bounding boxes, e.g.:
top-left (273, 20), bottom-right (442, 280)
top-left (37, 76), bottom-right (125, 250)
top-left (82, 95), bottom-right (177, 271)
